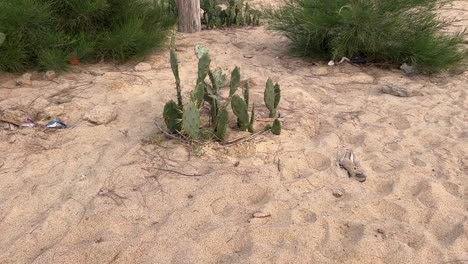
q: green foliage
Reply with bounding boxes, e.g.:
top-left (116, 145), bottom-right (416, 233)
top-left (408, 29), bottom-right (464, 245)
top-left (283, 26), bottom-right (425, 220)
top-left (264, 78), bottom-right (281, 118)
top-left (265, 0), bottom-right (467, 73)
top-left (201, 0), bottom-right (261, 29)
top-left (0, 0), bottom-right (176, 72)
top-left (0, 33), bottom-right (5, 47)
top-left (38, 49), bottom-right (70, 72)
top-left (272, 118), bottom-right (281, 135)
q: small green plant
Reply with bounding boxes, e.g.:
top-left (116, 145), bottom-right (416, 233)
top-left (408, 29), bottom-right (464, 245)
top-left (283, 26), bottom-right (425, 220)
top-left (265, 0), bottom-right (467, 73)
top-left (162, 34), bottom-right (281, 141)
top-left (201, 0), bottom-right (261, 29)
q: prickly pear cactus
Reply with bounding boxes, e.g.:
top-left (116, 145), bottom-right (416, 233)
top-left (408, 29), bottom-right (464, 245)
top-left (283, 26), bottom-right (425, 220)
top-left (244, 80), bottom-right (250, 106)
top-left (272, 118), bottom-right (281, 135)
top-left (231, 94), bottom-right (250, 131)
top-left (163, 100), bottom-right (182, 133)
top-left (274, 83), bottom-right (281, 109)
top-left (191, 82), bottom-right (205, 108)
top-left (197, 53), bottom-right (211, 84)
top-left (195, 44), bottom-right (209, 59)
top-left (264, 78), bottom-right (281, 118)
top-left (229, 66), bottom-right (240, 96)
top-left (170, 32), bottom-right (183, 107)
top-left (0, 33), bottom-right (5, 47)
top-left (182, 102), bottom-right (201, 139)
top-left (249, 103), bottom-right (255, 133)
top-left (209, 67), bottom-right (226, 91)
top-left (214, 107), bottom-right (229, 141)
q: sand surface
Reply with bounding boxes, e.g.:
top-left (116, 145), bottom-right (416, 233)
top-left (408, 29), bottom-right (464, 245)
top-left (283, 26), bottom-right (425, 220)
top-left (1, 1), bottom-right (468, 263)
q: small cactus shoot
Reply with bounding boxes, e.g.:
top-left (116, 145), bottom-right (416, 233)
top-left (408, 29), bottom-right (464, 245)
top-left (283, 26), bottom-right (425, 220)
top-left (163, 100), bottom-right (182, 133)
top-left (272, 118), bottom-right (281, 135)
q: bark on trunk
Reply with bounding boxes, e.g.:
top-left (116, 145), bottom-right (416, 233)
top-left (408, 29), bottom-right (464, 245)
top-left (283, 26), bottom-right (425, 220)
top-left (176, 0), bottom-right (201, 33)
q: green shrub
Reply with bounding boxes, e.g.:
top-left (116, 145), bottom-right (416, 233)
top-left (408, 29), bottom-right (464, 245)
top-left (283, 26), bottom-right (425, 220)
top-left (0, 0), bottom-right (176, 72)
top-left (266, 0), bottom-right (467, 73)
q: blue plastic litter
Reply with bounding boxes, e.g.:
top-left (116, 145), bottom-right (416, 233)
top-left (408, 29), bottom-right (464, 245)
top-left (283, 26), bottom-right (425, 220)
top-left (46, 119), bottom-right (67, 128)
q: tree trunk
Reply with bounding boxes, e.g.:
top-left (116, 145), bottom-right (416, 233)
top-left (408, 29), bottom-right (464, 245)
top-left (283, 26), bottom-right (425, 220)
top-left (176, 0), bottom-right (201, 33)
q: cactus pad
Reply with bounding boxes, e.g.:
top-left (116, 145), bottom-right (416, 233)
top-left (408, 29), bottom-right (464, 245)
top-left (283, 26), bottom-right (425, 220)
top-left (209, 67), bottom-right (226, 91)
top-left (231, 94), bottom-right (250, 131)
top-left (163, 100), bottom-right (182, 133)
top-left (264, 78), bottom-right (280, 118)
top-left (214, 107), bottom-right (229, 141)
top-left (197, 53), bottom-right (211, 83)
top-left (182, 102), bottom-right (201, 139)
top-left (272, 118), bottom-right (281, 135)
top-left (229, 66), bottom-right (240, 96)
top-left (191, 82), bottom-right (205, 108)
top-left (195, 44), bottom-right (209, 59)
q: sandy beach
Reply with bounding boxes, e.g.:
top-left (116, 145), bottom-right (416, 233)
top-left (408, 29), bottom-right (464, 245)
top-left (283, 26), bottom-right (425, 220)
top-left (1, 1), bottom-right (467, 263)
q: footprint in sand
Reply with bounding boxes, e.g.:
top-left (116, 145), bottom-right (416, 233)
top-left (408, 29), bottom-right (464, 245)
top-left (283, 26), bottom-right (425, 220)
top-left (390, 115), bottom-right (411, 130)
top-left (459, 155), bottom-right (468, 172)
top-left (305, 151), bottom-right (331, 171)
top-left (428, 214), bottom-right (466, 246)
top-left (412, 181), bottom-right (435, 207)
top-left (375, 200), bottom-right (409, 222)
top-left (291, 209), bottom-right (317, 224)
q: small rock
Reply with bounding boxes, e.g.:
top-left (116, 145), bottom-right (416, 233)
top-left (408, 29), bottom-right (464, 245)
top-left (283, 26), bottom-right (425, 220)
top-left (252, 211), bottom-right (271, 218)
top-left (44, 71), bottom-right (57, 81)
top-left (381, 83), bottom-right (422, 97)
top-left (332, 189), bottom-right (344, 198)
top-left (376, 228), bottom-right (387, 238)
top-left (328, 60), bottom-right (335, 66)
top-left (400, 63), bottom-right (416, 74)
top-left (84, 105), bottom-right (117, 125)
top-left (134, 62), bottom-right (152, 72)
top-left (15, 73), bottom-right (32, 86)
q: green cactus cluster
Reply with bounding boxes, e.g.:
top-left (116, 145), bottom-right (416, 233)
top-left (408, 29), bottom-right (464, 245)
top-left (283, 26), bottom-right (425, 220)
top-left (162, 33), bottom-right (282, 142)
top-left (201, 0), bottom-right (260, 29)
